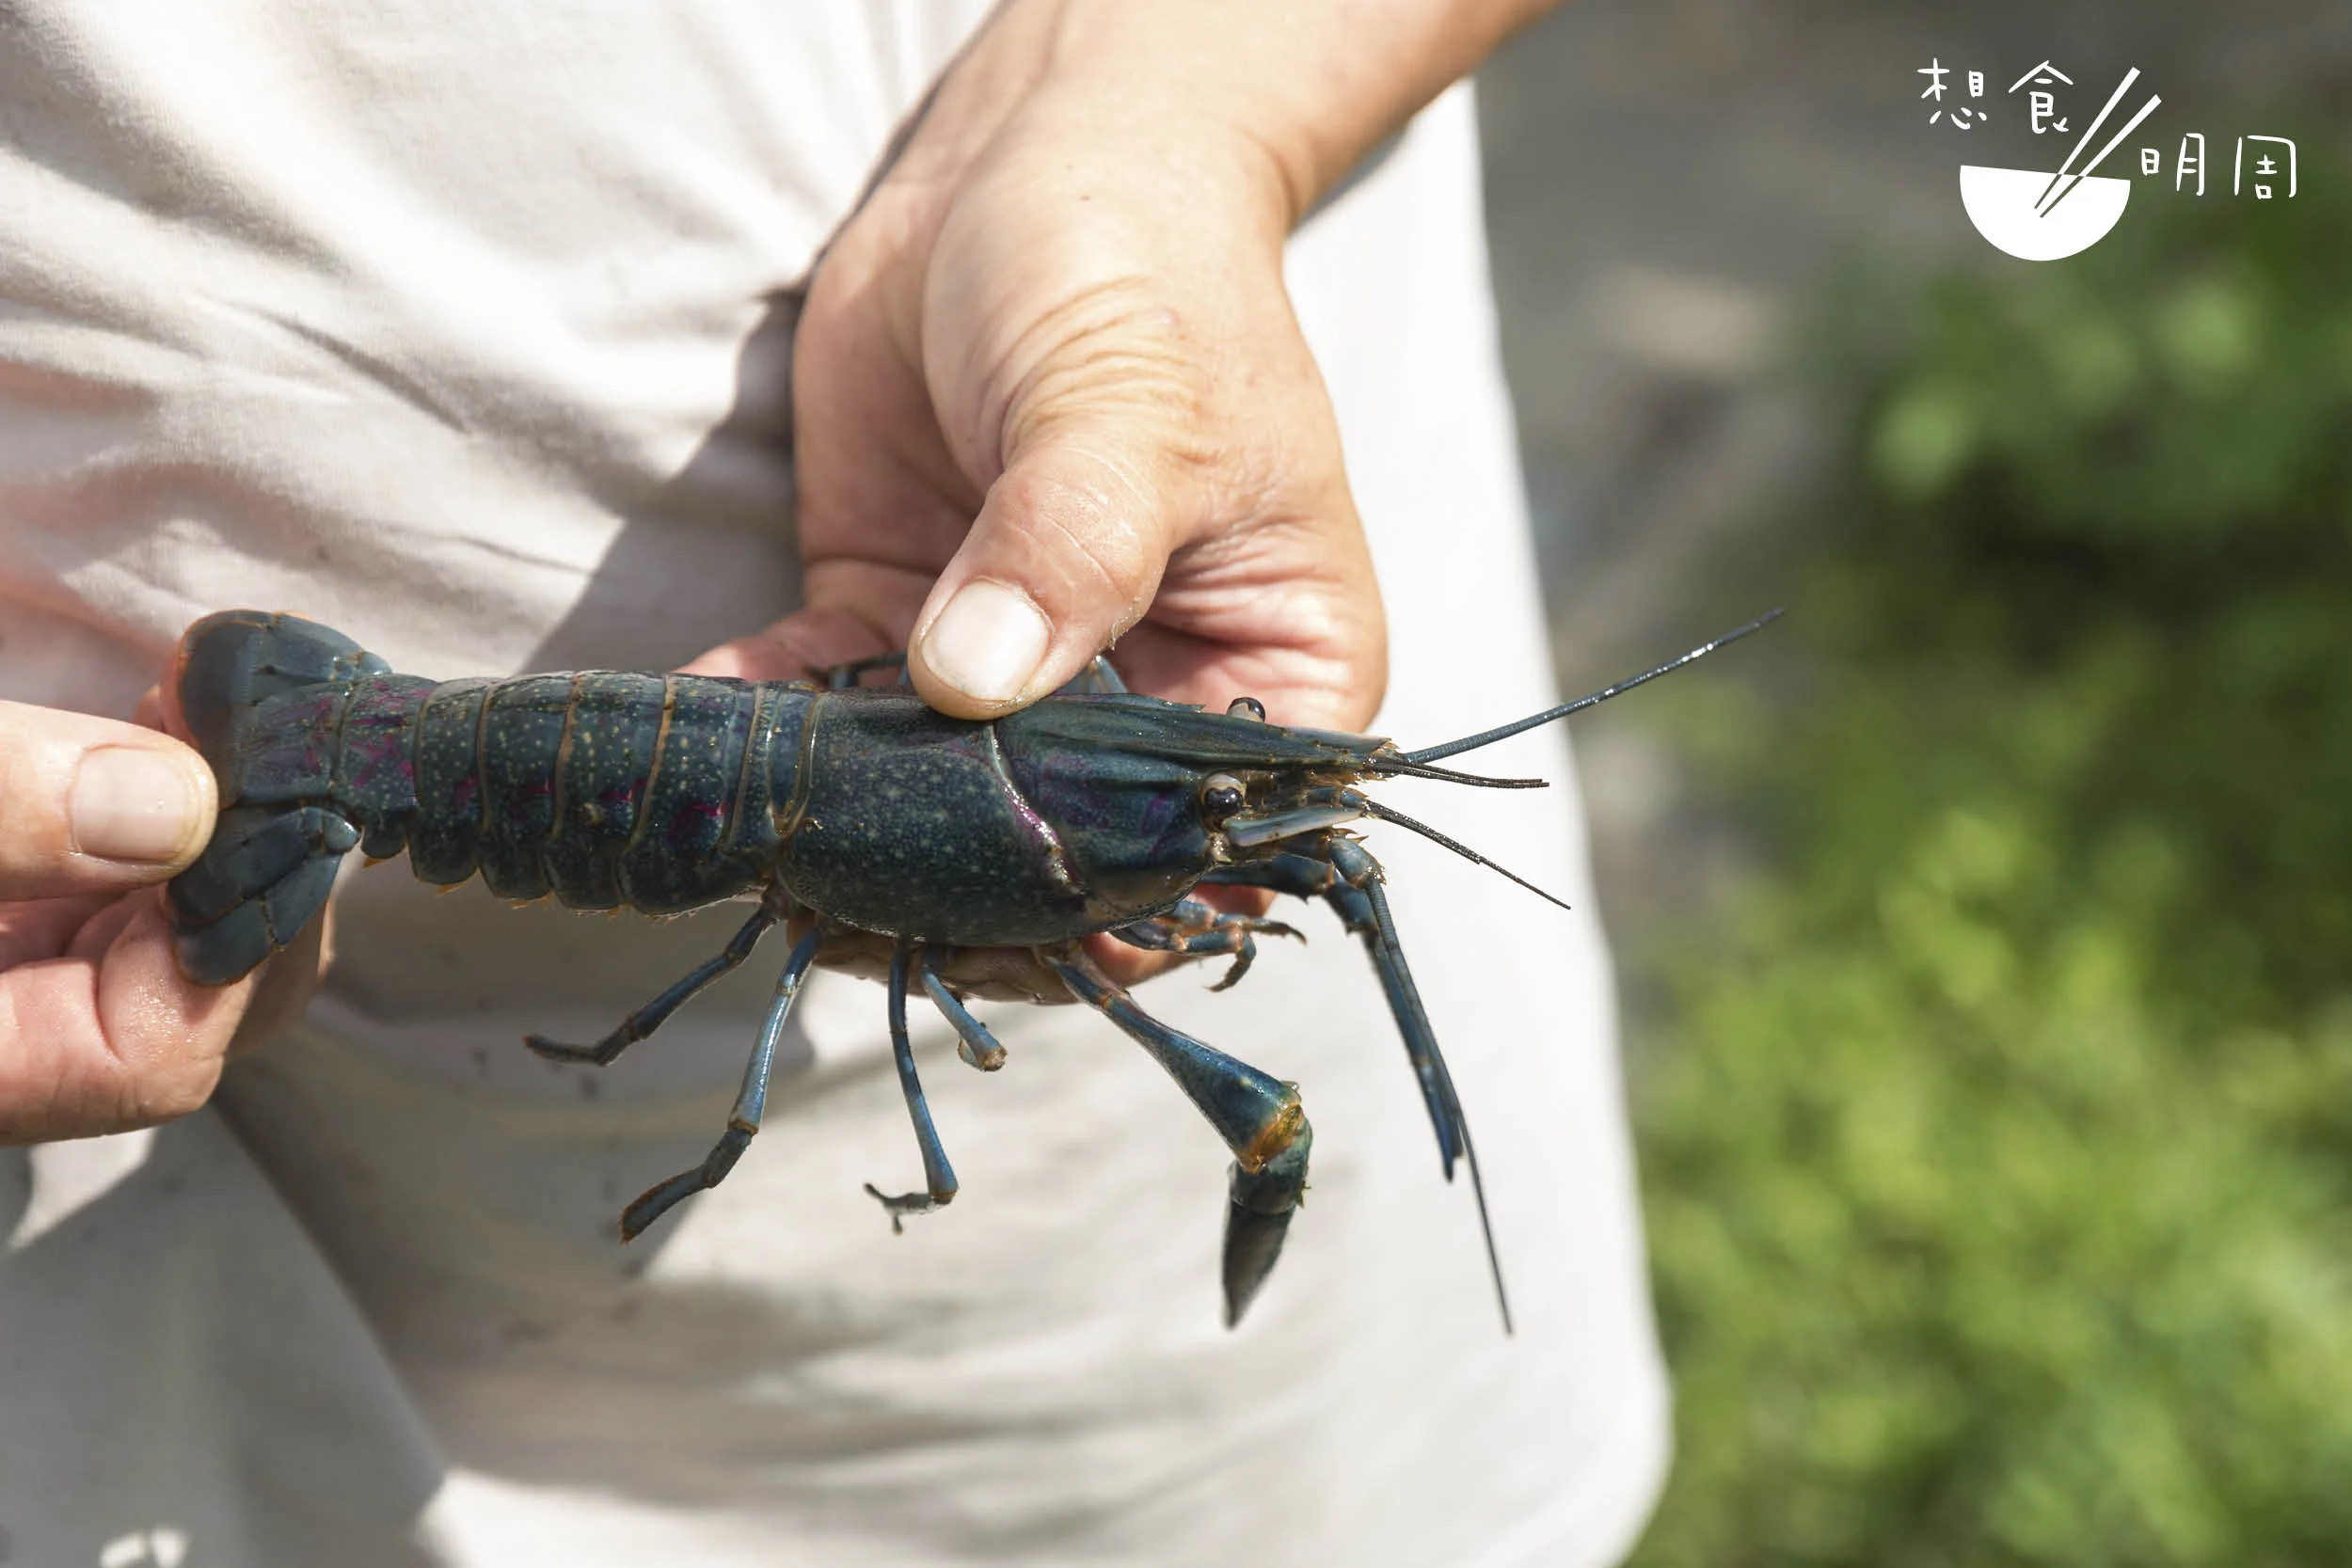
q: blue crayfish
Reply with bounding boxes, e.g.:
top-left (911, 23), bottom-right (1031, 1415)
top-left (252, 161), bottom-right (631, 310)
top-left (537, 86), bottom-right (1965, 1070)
top-left (164, 608), bottom-right (1776, 1328)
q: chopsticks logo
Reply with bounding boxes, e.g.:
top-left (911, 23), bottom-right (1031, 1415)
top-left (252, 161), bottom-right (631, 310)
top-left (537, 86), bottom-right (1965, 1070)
top-left (1917, 58), bottom-right (2299, 261)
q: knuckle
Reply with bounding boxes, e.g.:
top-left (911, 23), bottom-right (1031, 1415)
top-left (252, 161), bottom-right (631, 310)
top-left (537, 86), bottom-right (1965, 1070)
top-left (996, 280), bottom-right (1215, 446)
top-left (993, 458), bottom-right (1162, 590)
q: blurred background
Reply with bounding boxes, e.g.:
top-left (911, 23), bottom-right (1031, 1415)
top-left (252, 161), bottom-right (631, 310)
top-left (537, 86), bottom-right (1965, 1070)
top-left (1474, 2), bottom-right (2352, 1561)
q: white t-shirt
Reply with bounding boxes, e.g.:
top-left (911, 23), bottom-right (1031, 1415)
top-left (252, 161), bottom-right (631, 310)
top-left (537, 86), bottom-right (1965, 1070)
top-left (0, 5), bottom-right (1669, 1563)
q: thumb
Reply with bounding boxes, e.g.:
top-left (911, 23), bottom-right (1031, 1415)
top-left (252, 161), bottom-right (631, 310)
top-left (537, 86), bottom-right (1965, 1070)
top-left (0, 702), bottom-right (217, 900)
top-left (907, 431), bottom-right (1191, 719)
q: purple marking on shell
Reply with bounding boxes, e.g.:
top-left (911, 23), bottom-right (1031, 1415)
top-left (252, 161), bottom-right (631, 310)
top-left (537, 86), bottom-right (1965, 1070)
top-left (337, 692), bottom-right (419, 787)
top-left (984, 742), bottom-right (1084, 896)
top-left (508, 776), bottom-right (552, 822)
top-left (448, 773), bottom-right (478, 816)
top-left (246, 686), bottom-right (342, 780)
top-left (665, 800), bottom-right (724, 848)
top-left (1035, 752), bottom-right (1114, 830)
top-left (347, 732), bottom-right (416, 790)
top-left (279, 686), bottom-right (341, 721)
top-left (1003, 778), bottom-right (1060, 845)
top-left (342, 682), bottom-right (421, 725)
top-left (1137, 793), bottom-right (1175, 839)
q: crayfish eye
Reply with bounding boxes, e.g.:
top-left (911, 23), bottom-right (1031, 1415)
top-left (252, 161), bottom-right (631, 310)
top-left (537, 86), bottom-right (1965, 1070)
top-left (1226, 696), bottom-right (1267, 721)
top-left (1200, 773), bottom-right (1247, 820)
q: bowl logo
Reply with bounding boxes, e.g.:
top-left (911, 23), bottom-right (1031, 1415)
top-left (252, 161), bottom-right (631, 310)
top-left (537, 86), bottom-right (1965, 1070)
top-left (1961, 166), bottom-right (2134, 261)
top-left (1960, 69), bottom-right (2162, 261)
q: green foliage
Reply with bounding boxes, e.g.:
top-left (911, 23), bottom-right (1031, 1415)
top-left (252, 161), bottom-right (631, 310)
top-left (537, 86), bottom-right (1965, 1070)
top-left (1628, 131), bottom-right (2352, 1567)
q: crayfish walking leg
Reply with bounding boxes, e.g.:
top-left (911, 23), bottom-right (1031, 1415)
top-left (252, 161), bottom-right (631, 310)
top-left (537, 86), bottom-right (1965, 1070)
top-left (617, 923), bottom-right (829, 1241)
top-left (525, 885), bottom-right (794, 1067)
top-left (1111, 899), bottom-right (1302, 992)
top-left (1044, 947), bottom-right (1312, 1327)
top-left (918, 944), bottom-right (1010, 1071)
top-left (863, 942), bottom-right (963, 1230)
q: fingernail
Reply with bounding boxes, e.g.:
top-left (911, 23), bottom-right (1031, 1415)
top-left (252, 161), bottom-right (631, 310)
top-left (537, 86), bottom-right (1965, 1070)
top-left (919, 580), bottom-right (1052, 705)
top-left (71, 747), bottom-right (203, 863)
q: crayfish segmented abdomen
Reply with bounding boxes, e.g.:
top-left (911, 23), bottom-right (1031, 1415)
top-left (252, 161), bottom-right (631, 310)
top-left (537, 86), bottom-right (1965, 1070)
top-left (167, 612), bottom-right (809, 983)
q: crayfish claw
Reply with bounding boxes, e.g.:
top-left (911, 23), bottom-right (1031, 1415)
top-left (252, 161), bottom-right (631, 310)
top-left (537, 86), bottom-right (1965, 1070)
top-left (1209, 919), bottom-right (1302, 991)
top-left (1220, 1123), bottom-right (1313, 1328)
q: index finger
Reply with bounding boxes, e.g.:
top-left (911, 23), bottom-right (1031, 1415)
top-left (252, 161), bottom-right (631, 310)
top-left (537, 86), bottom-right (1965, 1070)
top-left (0, 702), bottom-right (218, 901)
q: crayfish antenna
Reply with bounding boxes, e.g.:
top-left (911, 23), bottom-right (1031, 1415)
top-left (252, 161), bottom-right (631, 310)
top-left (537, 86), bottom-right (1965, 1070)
top-left (1369, 754), bottom-right (1549, 789)
top-left (1459, 1122), bottom-right (1514, 1336)
top-left (1401, 608), bottom-right (1783, 766)
top-left (1349, 795), bottom-right (1573, 914)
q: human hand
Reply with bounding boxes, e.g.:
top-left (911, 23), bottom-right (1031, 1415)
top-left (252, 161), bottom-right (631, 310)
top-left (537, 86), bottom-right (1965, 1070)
top-left (682, 0), bottom-right (1418, 730)
top-left (0, 698), bottom-right (325, 1143)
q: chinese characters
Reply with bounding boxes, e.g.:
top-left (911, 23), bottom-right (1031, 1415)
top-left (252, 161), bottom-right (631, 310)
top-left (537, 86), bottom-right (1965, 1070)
top-left (1912, 56), bottom-right (2300, 203)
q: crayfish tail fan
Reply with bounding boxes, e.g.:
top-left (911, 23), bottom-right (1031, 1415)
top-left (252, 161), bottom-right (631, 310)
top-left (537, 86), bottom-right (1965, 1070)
top-left (173, 610), bottom-right (389, 778)
top-left (167, 611), bottom-right (387, 985)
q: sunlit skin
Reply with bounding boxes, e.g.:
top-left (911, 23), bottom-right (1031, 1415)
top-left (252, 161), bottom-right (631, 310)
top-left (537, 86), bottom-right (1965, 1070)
top-left (0, 694), bottom-right (323, 1144)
